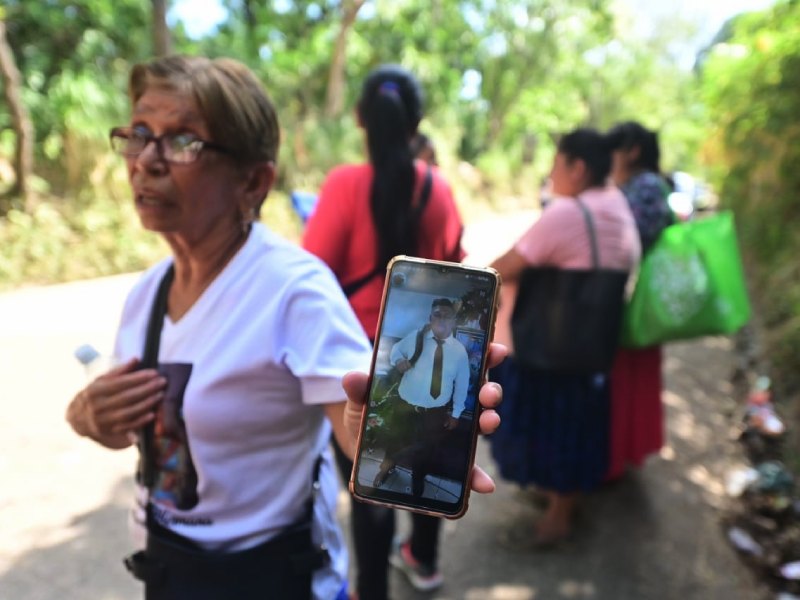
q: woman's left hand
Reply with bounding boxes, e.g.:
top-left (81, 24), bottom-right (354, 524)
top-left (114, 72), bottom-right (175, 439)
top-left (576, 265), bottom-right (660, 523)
top-left (342, 342), bottom-right (507, 494)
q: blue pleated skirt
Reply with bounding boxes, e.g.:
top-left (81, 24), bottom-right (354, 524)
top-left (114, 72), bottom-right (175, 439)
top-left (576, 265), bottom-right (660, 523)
top-left (488, 356), bottom-right (610, 493)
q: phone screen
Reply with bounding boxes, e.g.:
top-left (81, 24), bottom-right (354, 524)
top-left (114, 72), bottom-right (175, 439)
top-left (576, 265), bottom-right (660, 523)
top-left (351, 257), bottom-right (499, 518)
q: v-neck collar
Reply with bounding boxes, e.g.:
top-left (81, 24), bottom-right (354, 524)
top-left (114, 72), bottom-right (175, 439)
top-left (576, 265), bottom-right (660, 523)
top-left (163, 226), bottom-right (258, 331)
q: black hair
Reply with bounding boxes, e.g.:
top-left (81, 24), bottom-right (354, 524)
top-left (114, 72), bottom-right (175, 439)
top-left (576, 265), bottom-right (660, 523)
top-left (410, 131), bottom-right (432, 156)
top-left (607, 121), bottom-right (661, 173)
top-left (557, 128), bottom-right (612, 187)
top-left (357, 65), bottom-right (424, 272)
top-left (431, 298), bottom-right (455, 311)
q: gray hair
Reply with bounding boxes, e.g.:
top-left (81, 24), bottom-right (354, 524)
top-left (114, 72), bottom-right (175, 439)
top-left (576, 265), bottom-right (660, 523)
top-left (128, 55), bottom-right (280, 165)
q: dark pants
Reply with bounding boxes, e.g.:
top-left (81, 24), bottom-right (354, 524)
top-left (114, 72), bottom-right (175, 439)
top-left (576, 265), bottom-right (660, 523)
top-left (385, 403), bottom-right (452, 497)
top-left (333, 439), bottom-right (441, 600)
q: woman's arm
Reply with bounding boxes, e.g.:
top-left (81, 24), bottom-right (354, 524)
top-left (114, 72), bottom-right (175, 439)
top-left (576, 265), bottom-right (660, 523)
top-left (490, 246), bottom-right (528, 284)
top-left (324, 401), bottom-right (354, 460)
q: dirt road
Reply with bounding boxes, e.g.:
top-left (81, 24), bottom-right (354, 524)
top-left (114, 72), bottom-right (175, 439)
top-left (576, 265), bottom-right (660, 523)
top-left (0, 211), bottom-right (764, 599)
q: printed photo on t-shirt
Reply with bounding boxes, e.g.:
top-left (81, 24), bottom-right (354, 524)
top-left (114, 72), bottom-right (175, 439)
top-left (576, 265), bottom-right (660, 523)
top-left (152, 362), bottom-right (197, 511)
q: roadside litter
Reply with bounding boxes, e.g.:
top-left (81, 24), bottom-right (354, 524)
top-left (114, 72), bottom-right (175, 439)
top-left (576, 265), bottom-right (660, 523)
top-left (724, 375), bottom-right (800, 598)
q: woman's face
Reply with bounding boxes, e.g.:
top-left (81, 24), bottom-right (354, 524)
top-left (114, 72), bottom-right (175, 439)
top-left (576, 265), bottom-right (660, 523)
top-left (125, 88), bottom-right (244, 247)
top-left (549, 151), bottom-right (586, 197)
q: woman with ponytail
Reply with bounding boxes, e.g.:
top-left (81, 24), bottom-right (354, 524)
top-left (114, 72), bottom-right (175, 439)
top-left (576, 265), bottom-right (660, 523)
top-left (303, 65), bottom-right (464, 598)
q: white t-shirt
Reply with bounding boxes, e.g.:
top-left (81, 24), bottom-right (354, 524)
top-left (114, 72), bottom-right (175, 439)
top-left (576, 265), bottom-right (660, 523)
top-left (115, 223), bottom-right (371, 600)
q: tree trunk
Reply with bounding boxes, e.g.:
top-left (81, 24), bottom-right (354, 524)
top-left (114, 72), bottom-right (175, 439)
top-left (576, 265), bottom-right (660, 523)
top-left (242, 0), bottom-right (259, 58)
top-left (151, 0), bottom-right (171, 57)
top-left (0, 20), bottom-right (34, 214)
top-left (324, 0), bottom-right (365, 117)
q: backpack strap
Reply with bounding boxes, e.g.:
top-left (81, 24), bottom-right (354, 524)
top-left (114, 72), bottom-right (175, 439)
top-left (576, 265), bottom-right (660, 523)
top-left (408, 324), bottom-right (430, 367)
top-left (410, 164), bottom-right (434, 222)
top-left (341, 264), bottom-right (385, 298)
top-left (341, 166), bottom-right (433, 298)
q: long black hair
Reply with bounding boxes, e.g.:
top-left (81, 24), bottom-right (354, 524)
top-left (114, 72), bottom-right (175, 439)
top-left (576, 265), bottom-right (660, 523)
top-left (558, 128), bottom-right (613, 187)
top-left (607, 121), bottom-right (661, 174)
top-left (357, 65), bottom-right (424, 272)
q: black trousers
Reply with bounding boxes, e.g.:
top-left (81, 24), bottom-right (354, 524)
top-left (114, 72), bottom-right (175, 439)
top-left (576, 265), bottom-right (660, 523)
top-left (385, 404), bottom-right (452, 497)
top-left (333, 439), bottom-right (441, 600)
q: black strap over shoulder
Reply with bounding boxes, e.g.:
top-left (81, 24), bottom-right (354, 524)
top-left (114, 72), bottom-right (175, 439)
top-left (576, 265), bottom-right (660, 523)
top-left (138, 264), bottom-right (174, 490)
top-left (408, 324), bottom-right (430, 367)
top-left (575, 196), bottom-right (600, 268)
top-left (341, 165), bottom-right (433, 298)
top-left (341, 264), bottom-right (383, 299)
top-left (410, 164), bottom-right (434, 222)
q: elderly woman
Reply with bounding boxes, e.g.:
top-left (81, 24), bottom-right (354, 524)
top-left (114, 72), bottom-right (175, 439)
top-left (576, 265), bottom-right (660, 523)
top-left (64, 55), bottom-right (504, 600)
top-left (489, 128), bottom-right (640, 548)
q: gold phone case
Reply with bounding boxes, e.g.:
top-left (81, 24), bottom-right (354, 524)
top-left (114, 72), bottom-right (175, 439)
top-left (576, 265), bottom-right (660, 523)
top-left (349, 255), bottom-right (500, 519)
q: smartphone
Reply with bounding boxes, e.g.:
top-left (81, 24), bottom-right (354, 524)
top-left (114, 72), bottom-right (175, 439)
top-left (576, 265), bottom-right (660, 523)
top-left (350, 256), bottom-right (500, 518)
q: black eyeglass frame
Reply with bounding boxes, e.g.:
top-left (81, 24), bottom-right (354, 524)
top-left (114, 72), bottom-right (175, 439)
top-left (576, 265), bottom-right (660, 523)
top-left (109, 126), bottom-right (230, 164)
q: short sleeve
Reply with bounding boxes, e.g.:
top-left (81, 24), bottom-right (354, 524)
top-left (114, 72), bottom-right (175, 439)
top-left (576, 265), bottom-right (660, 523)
top-left (278, 264), bottom-right (372, 406)
top-left (514, 199), bottom-right (577, 266)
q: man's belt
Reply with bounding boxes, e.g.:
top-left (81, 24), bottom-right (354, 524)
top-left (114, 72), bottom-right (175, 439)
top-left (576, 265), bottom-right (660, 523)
top-left (408, 404), bottom-right (448, 414)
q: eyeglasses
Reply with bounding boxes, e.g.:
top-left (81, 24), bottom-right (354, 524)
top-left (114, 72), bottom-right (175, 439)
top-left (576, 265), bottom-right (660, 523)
top-left (109, 127), bottom-right (229, 164)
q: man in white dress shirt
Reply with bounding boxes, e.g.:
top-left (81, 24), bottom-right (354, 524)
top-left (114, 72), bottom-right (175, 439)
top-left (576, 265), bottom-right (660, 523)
top-left (373, 298), bottom-right (470, 497)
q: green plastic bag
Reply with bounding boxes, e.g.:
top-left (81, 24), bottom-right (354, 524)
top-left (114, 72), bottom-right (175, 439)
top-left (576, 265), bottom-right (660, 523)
top-left (620, 211), bottom-right (751, 348)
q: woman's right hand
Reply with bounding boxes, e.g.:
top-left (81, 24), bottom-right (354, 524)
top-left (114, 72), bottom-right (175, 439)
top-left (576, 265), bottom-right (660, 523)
top-left (67, 358), bottom-right (166, 449)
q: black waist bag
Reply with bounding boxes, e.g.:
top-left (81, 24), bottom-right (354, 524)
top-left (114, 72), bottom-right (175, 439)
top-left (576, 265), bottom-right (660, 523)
top-left (511, 198), bottom-right (629, 374)
top-left (125, 516), bottom-right (325, 600)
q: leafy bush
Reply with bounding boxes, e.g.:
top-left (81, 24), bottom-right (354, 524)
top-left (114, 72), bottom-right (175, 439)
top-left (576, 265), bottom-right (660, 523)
top-left (0, 193), bottom-right (163, 291)
top-left (0, 164), bottom-right (306, 291)
top-left (701, 0), bottom-right (800, 409)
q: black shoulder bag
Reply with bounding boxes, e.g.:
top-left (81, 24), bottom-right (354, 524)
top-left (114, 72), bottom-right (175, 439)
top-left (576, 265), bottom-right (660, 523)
top-left (137, 264), bottom-right (174, 490)
top-left (510, 198), bottom-right (630, 374)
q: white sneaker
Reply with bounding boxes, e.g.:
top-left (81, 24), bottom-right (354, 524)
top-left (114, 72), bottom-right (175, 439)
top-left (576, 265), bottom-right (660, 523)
top-left (389, 539), bottom-right (444, 591)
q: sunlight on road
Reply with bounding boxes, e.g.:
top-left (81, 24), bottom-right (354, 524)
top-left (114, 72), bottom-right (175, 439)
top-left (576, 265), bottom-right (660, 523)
top-left (462, 210), bottom-right (539, 267)
top-left (465, 584), bottom-right (537, 599)
top-left (687, 464), bottom-right (726, 498)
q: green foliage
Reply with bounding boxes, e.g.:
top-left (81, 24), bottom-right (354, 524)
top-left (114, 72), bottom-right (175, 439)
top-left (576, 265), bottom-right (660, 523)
top-left (700, 0), bottom-right (800, 395)
top-left (0, 193), bottom-right (164, 291)
top-left (0, 172), bottom-right (306, 291)
top-left (0, 0), bottom-right (777, 294)
top-left (2, 1), bottom-right (149, 195)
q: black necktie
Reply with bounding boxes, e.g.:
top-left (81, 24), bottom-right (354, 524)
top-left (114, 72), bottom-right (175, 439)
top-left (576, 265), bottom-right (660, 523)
top-left (430, 338), bottom-right (444, 399)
